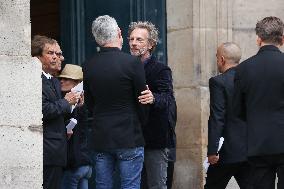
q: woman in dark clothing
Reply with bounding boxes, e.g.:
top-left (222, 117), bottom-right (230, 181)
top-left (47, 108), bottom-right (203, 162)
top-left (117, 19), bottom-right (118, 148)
top-left (59, 64), bottom-right (92, 189)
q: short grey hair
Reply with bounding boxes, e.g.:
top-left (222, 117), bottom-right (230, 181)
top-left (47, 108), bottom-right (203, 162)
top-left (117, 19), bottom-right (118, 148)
top-left (91, 15), bottom-right (119, 46)
top-left (221, 42), bottom-right (242, 64)
top-left (128, 21), bottom-right (159, 53)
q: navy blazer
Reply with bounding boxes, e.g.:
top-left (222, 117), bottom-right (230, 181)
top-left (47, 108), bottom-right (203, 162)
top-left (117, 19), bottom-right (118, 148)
top-left (42, 75), bottom-right (71, 166)
top-left (234, 45), bottom-right (284, 157)
top-left (208, 68), bottom-right (247, 164)
top-left (83, 47), bottom-right (147, 150)
top-left (143, 56), bottom-right (177, 149)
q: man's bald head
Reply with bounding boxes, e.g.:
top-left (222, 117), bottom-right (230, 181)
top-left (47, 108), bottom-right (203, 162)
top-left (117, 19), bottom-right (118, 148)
top-left (218, 42), bottom-right (242, 64)
top-left (216, 42), bottom-right (242, 73)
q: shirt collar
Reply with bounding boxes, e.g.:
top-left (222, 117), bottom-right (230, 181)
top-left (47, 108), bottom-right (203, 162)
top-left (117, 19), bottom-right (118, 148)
top-left (42, 70), bottom-right (52, 79)
top-left (99, 47), bottom-right (121, 52)
top-left (258, 45), bottom-right (281, 54)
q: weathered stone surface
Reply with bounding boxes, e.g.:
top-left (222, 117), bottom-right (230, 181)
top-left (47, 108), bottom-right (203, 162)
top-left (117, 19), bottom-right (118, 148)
top-left (168, 0), bottom-right (235, 188)
top-left (168, 29), bottom-right (195, 88)
top-left (167, 0), bottom-right (193, 31)
top-left (0, 0), bottom-right (30, 56)
top-left (0, 126), bottom-right (42, 189)
top-left (0, 56), bottom-right (42, 126)
top-left (200, 86), bottom-right (209, 163)
top-left (175, 87), bottom-right (201, 148)
top-left (232, 0), bottom-right (284, 60)
top-left (0, 1), bottom-right (42, 188)
top-left (174, 148), bottom-right (202, 189)
top-left (232, 0), bottom-right (284, 29)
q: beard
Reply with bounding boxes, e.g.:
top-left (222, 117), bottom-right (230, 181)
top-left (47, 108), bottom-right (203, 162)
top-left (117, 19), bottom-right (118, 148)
top-left (130, 47), bottom-right (148, 57)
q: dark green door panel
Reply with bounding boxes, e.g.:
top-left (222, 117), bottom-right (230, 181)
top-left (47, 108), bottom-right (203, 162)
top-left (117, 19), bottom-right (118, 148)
top-left (60, 0), bottom-right (167, 65)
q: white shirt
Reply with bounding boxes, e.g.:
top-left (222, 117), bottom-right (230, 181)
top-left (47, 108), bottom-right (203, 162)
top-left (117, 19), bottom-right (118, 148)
top-left (42, 70), bottom-right (52, 79)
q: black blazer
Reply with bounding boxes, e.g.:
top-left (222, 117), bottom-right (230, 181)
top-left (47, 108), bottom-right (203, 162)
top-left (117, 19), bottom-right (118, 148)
top-left (83, 47), bottom-right (147, 150)
top-left (234, 45), bottom-right (284, 157)
top-left (143, 56), bottom-right (177, 149)
top-left (208, 68), bottom-right (247, 164)
top-left (42, 75), bottom-right (71, 166)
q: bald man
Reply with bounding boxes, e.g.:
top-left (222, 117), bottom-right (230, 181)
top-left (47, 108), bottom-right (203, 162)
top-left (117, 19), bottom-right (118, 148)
top-left (204, 42), bottom-right (250, 189)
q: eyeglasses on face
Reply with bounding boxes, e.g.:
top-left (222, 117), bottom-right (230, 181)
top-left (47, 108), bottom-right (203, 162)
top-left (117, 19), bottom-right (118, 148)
top-left (45, 51), bottom-right (63, 58)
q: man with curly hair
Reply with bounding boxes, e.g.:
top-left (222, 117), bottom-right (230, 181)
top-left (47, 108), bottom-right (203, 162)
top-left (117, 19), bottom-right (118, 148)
top-left (128, 21), bottom-right (177, 189)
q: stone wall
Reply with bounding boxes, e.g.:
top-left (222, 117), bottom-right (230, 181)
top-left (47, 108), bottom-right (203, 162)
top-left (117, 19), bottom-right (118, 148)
top-left (0, 0), bottom-right (42, 188)
top-left (167, 0), bottom-right (284, 188)
top-left (167, 0), bottom-right (232, 188)
top-left (232, 0), bottom-right (284, 60)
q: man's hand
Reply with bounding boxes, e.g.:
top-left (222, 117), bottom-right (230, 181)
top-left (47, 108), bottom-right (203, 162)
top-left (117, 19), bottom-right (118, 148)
top-left (77, 92), bottom-right (84, 107)
top-left (64, 92), bottom-right (80, 105)
top-left (138, 85), bottom-right (154, 104)
top-left (67, 129), bottom-right (73, 140)
top-left (208, 154), bottom-right (219, 165)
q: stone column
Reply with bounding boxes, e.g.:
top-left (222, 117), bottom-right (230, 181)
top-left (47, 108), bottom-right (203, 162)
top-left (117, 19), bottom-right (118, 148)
top-left (0, 0), bottom-right (42, 188)
top-left (232, 0), bottom-right (284, 60)
top-left (167, 0), bottom-right (232, 188)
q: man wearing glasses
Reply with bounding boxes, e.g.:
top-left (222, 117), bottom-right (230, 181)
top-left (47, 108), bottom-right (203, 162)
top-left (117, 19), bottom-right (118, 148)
top-left (31, 35), bottom-right (79, 189)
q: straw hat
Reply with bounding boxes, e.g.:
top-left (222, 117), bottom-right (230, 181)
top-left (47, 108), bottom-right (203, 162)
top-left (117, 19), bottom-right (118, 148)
top-left (58, 64), bottom-right (83, 81)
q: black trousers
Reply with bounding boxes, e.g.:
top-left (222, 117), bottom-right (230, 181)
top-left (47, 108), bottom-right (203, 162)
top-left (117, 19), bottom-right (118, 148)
top-left (247, 154), bottom-right (284, 189)
top-left (43, 165), bottom-right (63, 189)
top-left (204, 161), bottom-right (250, 189)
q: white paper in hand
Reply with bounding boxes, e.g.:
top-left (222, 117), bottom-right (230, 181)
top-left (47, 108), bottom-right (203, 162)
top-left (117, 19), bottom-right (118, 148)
top-left (203, 137), bottom-right (225, 172)
top-left (71, 81), bottom-right (83, 94)
top-left (66, 118), bottom-right (77, 132)
top-left (71, 81), bottom-right (83, 112)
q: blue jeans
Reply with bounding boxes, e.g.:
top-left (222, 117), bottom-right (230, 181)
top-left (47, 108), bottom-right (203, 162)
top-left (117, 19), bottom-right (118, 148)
top-left (61, 165), bottom-right (92, 189)
top-left (93, 147), bottom-right (144, 189)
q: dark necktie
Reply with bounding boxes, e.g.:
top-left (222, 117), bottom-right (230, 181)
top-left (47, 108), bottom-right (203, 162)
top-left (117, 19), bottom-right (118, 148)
top-left (50, 77), bottom-right (60, 98)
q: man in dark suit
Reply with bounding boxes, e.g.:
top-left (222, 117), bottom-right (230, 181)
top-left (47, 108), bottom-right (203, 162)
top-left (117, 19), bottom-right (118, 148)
top-left (31, 35), bottom-right (78, 189)
top-left (204, 42), bottom-right (250, 189)
top-left (233, 16), bottom-right (284, 189)
top-left (83, 15), bottom-right (147, 189)
top-left (128, 21), bottom-right (177, 189)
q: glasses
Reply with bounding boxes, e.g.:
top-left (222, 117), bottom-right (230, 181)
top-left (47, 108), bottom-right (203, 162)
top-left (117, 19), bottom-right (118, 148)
top-left (45, 51), bottom-right (63, 58)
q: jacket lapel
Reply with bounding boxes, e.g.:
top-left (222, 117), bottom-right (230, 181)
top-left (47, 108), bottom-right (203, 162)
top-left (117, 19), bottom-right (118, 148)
top-left (42, 74), bottom-right (60, 98)
top-left (51, 77), bottom-right (61, 98)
